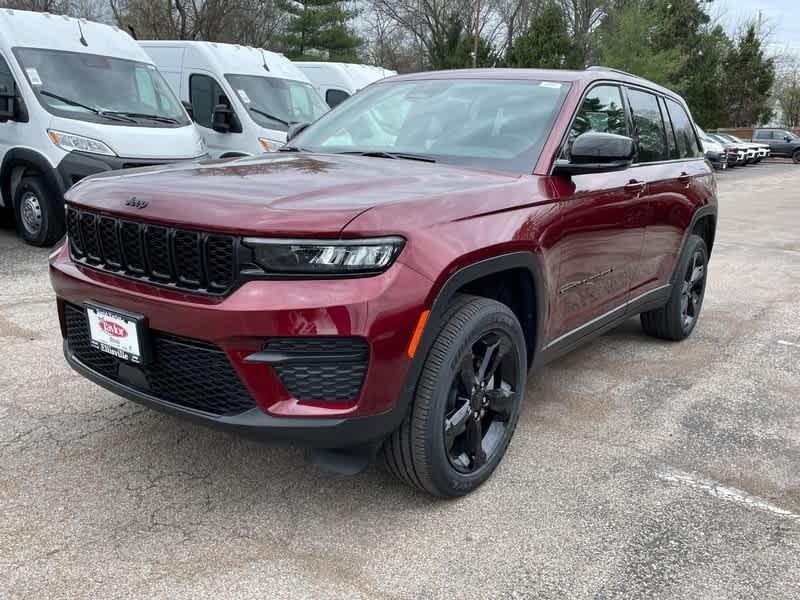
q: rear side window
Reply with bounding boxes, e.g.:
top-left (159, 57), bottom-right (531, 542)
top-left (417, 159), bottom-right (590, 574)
top-left (659, 97), bottom-right (679, 159)
top-left (755, 130), bottom-right (772, 140)
top-left (563, 84), bottom-right (627, 158)
top-left (627, 88), bottom-right (668, 163)
top-left (665, 99), bottom-right (700, 158)
top-left (326, 88), bottom-right (349, 108)
top-left (190, 74), bottom-right (229, 129)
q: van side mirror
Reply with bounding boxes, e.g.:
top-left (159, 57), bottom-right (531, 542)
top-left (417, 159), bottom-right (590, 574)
top-left (553, 132), bottom-right (635, 176)
top-left (287, 122), bottom-right (310, 142)
top-left (181, 100), bottom-right (194, 121)
top-left (212, 103), bottom-right (241, 134)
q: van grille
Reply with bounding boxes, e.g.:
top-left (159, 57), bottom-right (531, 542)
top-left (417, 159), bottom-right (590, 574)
top-left (67, 207), bottom-right (237, 295)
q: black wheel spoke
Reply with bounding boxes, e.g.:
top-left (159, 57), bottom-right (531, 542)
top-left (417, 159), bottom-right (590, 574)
top-left (476, 338), bottom-right (511, 386)
top-left (466, 417), bottom-right (486, 468)
top-left (444, 401), bottom-right (471, 450)
top-left (484, 387), bottom-right (517, 419)
top-left (459, 353), bottom-right (477, 392)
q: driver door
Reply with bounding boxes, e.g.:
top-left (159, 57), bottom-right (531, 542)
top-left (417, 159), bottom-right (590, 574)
top-left (188, 72), bottom-right (239, 158)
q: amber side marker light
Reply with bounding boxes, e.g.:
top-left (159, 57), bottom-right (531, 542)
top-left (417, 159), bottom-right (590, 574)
top-left (407, 310), bottom-right (430, 358)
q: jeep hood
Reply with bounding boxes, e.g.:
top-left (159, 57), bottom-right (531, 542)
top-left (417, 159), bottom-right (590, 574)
top-left (66, 153), bottom-right (516, 236)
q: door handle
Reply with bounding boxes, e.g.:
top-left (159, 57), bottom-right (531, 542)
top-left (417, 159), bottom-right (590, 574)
top-left (624, 179), bottom-right (645, 194)
top-left (678, 172), bottom-right (692, 187)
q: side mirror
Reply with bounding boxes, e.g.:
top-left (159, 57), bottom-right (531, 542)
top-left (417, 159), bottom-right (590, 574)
top-left (287, 121), bottom-right (310, 142)
top-left (212, 103), bottom-right (237, 133)
top-left (181, 100), bottom-right (194, 121)
top-left (785, 135), bottom-right (793, 142)
top-left (553, 132), bottom-right (635, 176)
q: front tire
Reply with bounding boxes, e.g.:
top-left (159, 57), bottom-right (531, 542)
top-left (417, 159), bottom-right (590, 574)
top-left (384, 294), bottom-right (526, 497)
top-left (641, 235), bottom-right (708, 341)
top-left (793, 150), bottom-right (800, 164)
top-left (14, 175), bottom-right (64, 247)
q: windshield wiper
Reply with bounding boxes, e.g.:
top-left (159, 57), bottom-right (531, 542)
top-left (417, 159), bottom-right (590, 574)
top-left (278, 145), bottom-right (306, 152)
top-left (104, 111), bottom-right (180, 124)
top-left (39, 90), bottom-right (136, 123)
top-left (249, 107), bottom-right (291, 127)
top-left (340, 150), bottom-right (436, 163)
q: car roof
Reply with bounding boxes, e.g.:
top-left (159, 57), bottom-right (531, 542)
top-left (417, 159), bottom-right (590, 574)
top-left (388, 67), bottom-right (685, 103)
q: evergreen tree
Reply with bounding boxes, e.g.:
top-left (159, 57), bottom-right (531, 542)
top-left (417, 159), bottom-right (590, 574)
top-left (723, 23), bottom-right (776, 126)
top-left (506, 2), bottom-right (575, 69)
top-left (283, 0), bottom-right (361, 61)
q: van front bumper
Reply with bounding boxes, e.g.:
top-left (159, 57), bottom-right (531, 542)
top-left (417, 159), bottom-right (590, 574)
top-left (57, 150), bottom-right (208, 188)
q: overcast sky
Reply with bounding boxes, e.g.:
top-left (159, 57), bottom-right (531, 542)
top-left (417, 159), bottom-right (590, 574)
top-left (714, 0), bottom-right (800, 59)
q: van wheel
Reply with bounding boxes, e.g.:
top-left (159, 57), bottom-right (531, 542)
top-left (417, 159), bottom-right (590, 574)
top-left (641, 235), bottom-right (708, 341)
top-left (14, 175), bottom-right (63, 247)
top-left (383, 294), bottom-right (526, 497)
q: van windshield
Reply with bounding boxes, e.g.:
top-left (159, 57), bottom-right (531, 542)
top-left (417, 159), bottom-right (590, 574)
top-left (290, 78), bottom-right (571, 175)
top-left (225, 74), bottom-right (328, 131)
top-left (14, 47), bottom-right (189, 127)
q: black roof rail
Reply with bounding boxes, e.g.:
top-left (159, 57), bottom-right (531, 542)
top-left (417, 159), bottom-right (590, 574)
top-left (586, 65), bottom-right (646, 80)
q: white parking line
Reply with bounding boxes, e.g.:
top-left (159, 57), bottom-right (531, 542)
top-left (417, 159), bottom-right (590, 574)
top-left (656, 468), bottom-right (800, 523)
top-left (777, 340), bottom-right (800, 349)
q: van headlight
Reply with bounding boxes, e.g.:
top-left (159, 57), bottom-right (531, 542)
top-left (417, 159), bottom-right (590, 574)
top-left (48, 130), bottom-right (116, 156)
top-left (258, 137), bottom-right (284, 152)
top-left (243, 237), bottom-right (405, 275)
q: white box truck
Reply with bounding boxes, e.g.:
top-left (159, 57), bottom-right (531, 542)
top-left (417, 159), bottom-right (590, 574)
top-left (0, 9), bottom-right (207, 246)
top-left (140, 41), bottom-right (329, 158)
top-left (295, 62), bottom-right (397, 108)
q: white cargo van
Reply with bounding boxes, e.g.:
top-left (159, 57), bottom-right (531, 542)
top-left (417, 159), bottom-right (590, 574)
top-left (0, 9), bottom-right (206, 246)
top-left (295, 62), bottom-right (397, 108)
top-left (140, 41), bottom-right (329, 158)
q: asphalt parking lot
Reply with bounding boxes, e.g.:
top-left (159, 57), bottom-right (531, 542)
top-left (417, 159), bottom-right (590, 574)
top-left (1, 160), bottom-right (799, 599)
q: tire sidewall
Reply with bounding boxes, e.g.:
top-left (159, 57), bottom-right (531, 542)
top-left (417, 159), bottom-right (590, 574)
top-left (420, 306), bottom-right (527, 496)
top-left (793, 150), bottom-right (800, 164)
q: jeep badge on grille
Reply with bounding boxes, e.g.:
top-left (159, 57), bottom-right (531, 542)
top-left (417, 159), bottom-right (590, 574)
top-left (125, 197), bottom-right (148, 209)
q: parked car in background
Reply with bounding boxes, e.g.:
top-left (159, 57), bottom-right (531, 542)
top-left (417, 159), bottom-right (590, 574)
top-left (708, 133), bottom-right (756, 164)
top-left (0, 9), bottom-right (206, 246)
top-left (141, 41), bottom-right (329, 157)
top-left (697, 127), bottom-right (734, 169)
top-left (751, 128), bottom-right (800, 163)
top-left (295, 62), bottom-right (396, 108)
top-left (716, 133), bottom-right (768, 162)
top-left (51, 66), bottom-right (717, 497)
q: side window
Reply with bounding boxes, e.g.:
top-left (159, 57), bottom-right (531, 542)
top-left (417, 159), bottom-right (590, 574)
top-left (326, 88), bottom-right (349, 108)
top-left (0, 53), bottom-right (15, 97)
top-left (756, 130), bottom-right (772, 140)
top-left (190, 74), bottom-right (229, 129)
top-left (665, 99), bottom-right (700, 158)
top-left (659, 97), bottom-right (679, 159)
top-left (563, 84), bottom-right (627, 158)
top-left (627, 88), bottom-right (668, 163)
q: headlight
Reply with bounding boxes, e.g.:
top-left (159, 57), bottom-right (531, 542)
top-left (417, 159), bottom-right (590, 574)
top-left (48, 130), bottom-right (116, 156)
top-left (258, 137), bottom-right (284, 152)
top-left (243, 237), bottom-right (405, 275)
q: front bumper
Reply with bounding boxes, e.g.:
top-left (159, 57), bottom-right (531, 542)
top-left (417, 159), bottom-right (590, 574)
top-left (51, 242), bottom-right (433, 446)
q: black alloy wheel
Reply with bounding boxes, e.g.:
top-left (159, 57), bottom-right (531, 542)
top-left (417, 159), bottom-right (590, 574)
top-left (444, 330), bottom-right (519, 473)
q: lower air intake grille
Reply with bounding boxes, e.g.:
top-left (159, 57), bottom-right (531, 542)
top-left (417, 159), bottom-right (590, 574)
top-left (263, 337), bottom-right (369, 402)
top-left (64, 303), bottom-right (256, 416)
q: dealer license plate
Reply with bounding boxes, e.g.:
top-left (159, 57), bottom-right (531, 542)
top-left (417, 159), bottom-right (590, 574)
top-left (85, 303), bottom-right (145, 364)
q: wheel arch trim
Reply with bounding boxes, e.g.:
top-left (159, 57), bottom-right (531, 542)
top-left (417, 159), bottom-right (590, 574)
top-left (0, 147), bottom-right (65, 209)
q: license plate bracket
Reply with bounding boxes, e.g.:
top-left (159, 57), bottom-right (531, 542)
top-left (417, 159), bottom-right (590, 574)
top-left (84, 301), bottom-right (149, 365)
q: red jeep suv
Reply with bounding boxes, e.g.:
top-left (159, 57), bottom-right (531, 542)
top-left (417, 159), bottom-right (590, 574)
top-left (50, 67), bottom-right (717, 497)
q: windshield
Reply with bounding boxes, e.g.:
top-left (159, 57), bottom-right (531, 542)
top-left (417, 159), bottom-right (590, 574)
top-left (225, 74), bottom-right (328, 132)
top-left (14, 47), bottom-right (189, 127)
top-left (290, 78), bottom-right (571, 174)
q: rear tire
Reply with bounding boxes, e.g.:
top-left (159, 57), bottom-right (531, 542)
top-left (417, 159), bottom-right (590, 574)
top-left (14, 175), bottom-right (64, 247)
top-left (384, 294), bottom-right (526, 497)
top-left (641, 235), bottom-right (708, 341)
top-left (793, 150), bottom-right (800, 164)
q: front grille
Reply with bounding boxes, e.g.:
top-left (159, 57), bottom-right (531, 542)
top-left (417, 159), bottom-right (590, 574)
top-left (264, 337), bottom-right (369, 402)
top-left (67, 206), bottom-right (237, 295)
top-left (64, 303), bottom-right (256, 416)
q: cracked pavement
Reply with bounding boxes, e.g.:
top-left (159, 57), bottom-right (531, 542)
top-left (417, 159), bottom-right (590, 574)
top-left (1, 161), bottom-right (800, 599)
